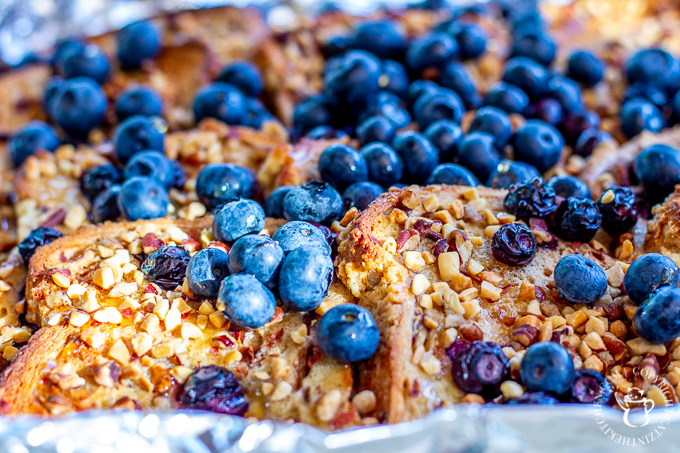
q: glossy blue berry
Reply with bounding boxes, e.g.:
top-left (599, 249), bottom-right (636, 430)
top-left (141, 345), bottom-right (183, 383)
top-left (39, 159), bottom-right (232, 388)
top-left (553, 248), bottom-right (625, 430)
top-left (80, 164), bottom-right (123, 200)
top-left (634, 144), bottom-right (680, 203)
top-left (360, 91), bottom-right (411, 129)
top-left (510, 30), bottom-right (556, 67)
top-left (213, 199), bottom-right (265, 243)
top-left (117, 21), bottom-right (161, 70)
top-left (530, 98), bottom-right (562, 126)
top-left (512, 119), bottom-right (564, 172)
top-left (324, 50), bottom-right (381, 110)
top-left (228, 234), bottom-right (284, 289)
top-left (426, 163), bottom-right (479, 186)
top-left (634, 286), bottom-right (680, 344)
top-left (193, 83), bottom-right (246, 126)
top-left (380, 60), bottom-right (409, 97)
top-left (306, 126), bottom-right (347, 141)
top-left (554, 254), bottom-right (607, 304)
top-left (561, 110), bottom-right (600, 145)
top-left (626, 48), bottom-right (680, 92)
top-left (620, 99), bottom-right (663, 139)
top-left (361, 143), bottom-right (404, 187)
top-left (115, 86), bottom-right (163, 121)
top-left (423, 120), bottom-right (463, 161)
top-left (457, 131), bottom-right (501, 182)
top-left (293, 95), bottom-right (331, 133)
top-left (623, 83), bottom-right (668, 110)
top-left (520, 342), bottom-right (575, 395)
top-left (51, 39), bottom-right (85, 75)
top-left (406, 80), bottom-right (439, 110)
top-left (406, 32), bottom-right (459, 72)
top-left (353, 21), bottom-right (406, 60)
top-left (264, 186), bottom-right (293, 219)
top-left (51, 77), bottom-right (107, 137)
top-left (117, 176), bottom-right (169, 220)
top-left (62, 44), bottom-right (109, 84)
top-left (218, 274), bottom-right (275, 329)
top-left (546, 175), bottom-right (591, 199)
top-left (570, 369), bottom-right (613, 404)
top-left (317, 304), bottom-right (379, 363)
top-left (323, 35), bottom-right (353, 59)
top-left (92, 186), bottom-right (122, 223)
top-left (216, 61), bottom-right (263, 97)
top-left (279, 245), bottom-right (333, 311)
top-left (43, 76), bottom-right (64, 120)
top-left (271, 220), bottom-right (331, 255)
top-left (573, 128), bottom-right (614, 158)
top-left (391, 131), bottom-right (439, 184)
top-left (113, 115), bottom-right (165, 163)
top-left (195, 163), bottom-right (256, 210)
top-left (487, 160), bottom-right (539, 189)
top-left (469, 106), bottom-right (512, 150)
top-left (567, 50), bottom-right (604, 86)
top-left (546, 75), bottom-right (582, 113)
top-left (282, 180), bottom-right (343, 224)
top-left (242, 98), bottom-right (273, 129)
top-left (439, 62), bottom-right (479, 108)
top-left (186, 248), bottom-right (230, 298)
top-left (123, 150), bottom-right (174, 189)
top-left (624, 253), bottom-right (680, 305)
top-left (357, 115), bottom-right (395, 146)
top-left (318, 144), bottom-right (368, 191)
top-left (342, 181), bottom-right (383, 211)
top-left (502, 56), bottom-right (548, 98)
top-left (413, 88), bottom-right (465, 129)
top-left (447, 22), bottom-right (487, 60)
top-left (9, 121), bottom-right (59, 167)
top-left (485, 82), bottom-right (529, 114)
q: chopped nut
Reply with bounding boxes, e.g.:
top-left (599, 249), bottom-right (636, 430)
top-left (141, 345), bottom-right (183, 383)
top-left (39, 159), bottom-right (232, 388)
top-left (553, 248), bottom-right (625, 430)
top-left (150, 342), bottom-right (175, 359)
top-left (108, 339), bottom-right (131, 365)
top-left (93, 307), bottom-right (122, 324)
top-left (181, 322), bottom-right (202, 339)
top-left (52, 273), bottom-right (70, 288)
top-left (458, 287), bottom-right (478, 302)
top-left (352, 390), bottom-right (377, 415)
top-left (64, 205), bottom-right (87, 230)
top-left (153, 299), bottom-right (170, 320)
top-left (80, 328), bottom-right (105, 348)
top-left (170, 366), bottom-right (193, 384)
top-left (483, 209), bottom-right (499, 225)
top-left (81, 290), bottom-right (100, 312)
top-left (565, 310), bottom-right (588, 330)
top-left (411, 274), bottom-right (430, 295)
top-left (290, 325), bottom-right (308, 344)
top-left (69, 311), bottom-right (90, 327)
top-left (131, 332), bottom-right (153, 357)
top-left (94, 361), bottom-right (121, 388)
top-left (209, 311), bottom-right (228, 328)
top-left (164, 308), bottom-right (182, 331)
top-left (627, 337), bottom-right (667, 356)
top-left (316, 389), bottom-right (342, 421)
top-left (108, 282), bottom-right (138, 298)
top-left (467, 259), bottom-right (484, 276)
top-left (461, 299), bottom-right (481, 320)
top-left (382, 237), bottom-right (397, 254)
top-left (49, 368), bottom-right (86, 390)
top-left (422, 194), bottom-right (439, 212)
top-left (196, 314), bottom-right (208, 330)
top-left (419, 353), bottom-right (442, 376)
top-left (403, 251), bottom-right (426, 272)
top-left (270, 381), bottom-right (293, 401)
top-left (141, 314), bottom-right (161, 335)
top-left (583, 332), bottom-right (606, 351)
top-left (585, 316), bottom-right (606, 336)
top-left (47, 313), bottom-right (63, 326)
top-left (93, 267), bottom-right (115, 289)
top-left (438, 252), bottom-right (460, 282)
top-left (419, 294), bottom-right (433, 309)
top-left (462, 394), bottom-right (485, 404)
top-left (198, 301), bottom-right (215, 315)
top-left (605, 264), bottom-right (625, 288)
top-left (449, 273), bottom-right (472, 292)
top-left (480, 281), bottom-right (502, 301)
top-left (67, 283), bottom-right (87, 300)
top-left (2, 346), bottom-right (18, 361)
top-left (584, 355), bottom-right (604, 372)
top-left (647, 385), bottom-right (669, 407)
top-left (500, 380), bottom-right (524, 399)
top-left (423, 316), bottom-right (439, 329)
top-left (261, 382), bottom-right (274, 396)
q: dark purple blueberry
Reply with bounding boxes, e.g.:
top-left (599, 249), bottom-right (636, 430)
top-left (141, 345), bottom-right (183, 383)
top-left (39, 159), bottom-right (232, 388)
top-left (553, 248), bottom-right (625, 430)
top-left (552, 197), bottom-right (601, 243)
top-left (511, 120), bottom-right (564, 172)
top-left (361, 143), bottom-right (404, 187)
top-left (484, 82), bottom-right (529, 115)
top-left (406, 32), bottom-right (459, 72)
top-left (18, 227), bottom-right (63, 264)
top-left (597, 187), bottom-right (638, 236)
top-left (324, 50), bottom-right (381, 111)
top-left (317, 304), bottom-right (379, 363)
top-left (423, 120), bottom-right (463, 161)
top-left (318, 144), bottom-right (368, 191)
top-left (634, 144), bottom-right (680, 204)
top-left (447, 22), bottom-right (487, 60)
top-left (342, 181), bottom-right (384, 211)
top-left (450, 341), bottom-right (509, 394)
top-left (216, 61), bottom-right (263, 97)
top-left (502, 56), bottom-right (548, 98)
top-left (170, 160), bottom-right (187, 189)
top-left (546, 175), bottom-right (591, 199)
top-left (391, 131), bottom-right (439, 184)
top-left (620, 98), bottom-right (663, 139)
top-left (504, 177), bottom-right (557, 220)
top-left (546, 75), bottom-right (583, 113)
top-left (282, 180), bottom-right (343, 225)
top-left (457, 131), bottom-right (500, 182)
top-left (91, 186), bottom-right (122, 223)
top-left (426, 163), bottom-right (479, 186)
top-left (80, 164), bottom-right (124, 200)
top-left (506, 392), bottom-right (559, 405)
top-left (492, 223), bottom-right (537, 266)
top-left (380, 60), bottom-right (409, 97)
top-left (412, 88), bottom-right (465, 130)
top-left (62, 44), bottom-right (110, 84)
top-left (530, 98), bottom-right (562, 126)
top-left (439, 62), bottom-right (480, 108)
top-left (624, 253), bottom-right (680, 305)
top-left (561, 110), bottom-right (600, 146)
top-left (192, 83), bottom-right (246, 126)
top-left (293, 95), bottom-right (331, 133)
top-left (469, 106), bottom-right (512, 150)
top-left (406, 80), bottom-right (439, 110)
top-left (306, 126), bottom-right (348, 141)
top-left (626, 48), bottom-right (680, 92)
top-left (572, 128), bottom-right (614, 158)
top-left (567, 50), bottom-right (604, 87)
top-left (264, 186), bottom-right (293, 219)
top-left (357, 115), bottom-right (396, 146)
top-left (9, 121), bottom-right (60, 167)
top-left (141, 245), bottom-right (191, 290)
top-left (510, 29), bottom-right (556, 67)
top-left (353, 21), bottom-right (406, 60)
top-left (323, 35), bottom-right (353, 59)
top-left (623, 83), bottom-right (668, 110)
top-left (487, 160), bottom-right (539, 189)
top-left (570, 369), bottom-right (612, 404)
top-left (360, 91), bottom-right (411, 129)
top-left (117, 21), bottom-right (161, 70)
top-left (178, 366), bottom-right (248, 416)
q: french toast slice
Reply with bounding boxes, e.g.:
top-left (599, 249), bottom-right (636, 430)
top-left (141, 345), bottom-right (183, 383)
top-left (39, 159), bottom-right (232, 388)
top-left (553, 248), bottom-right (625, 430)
top-left (336, 184), bottom-right (630, 423)
top-left (0, 216), bottom-right (363, 429)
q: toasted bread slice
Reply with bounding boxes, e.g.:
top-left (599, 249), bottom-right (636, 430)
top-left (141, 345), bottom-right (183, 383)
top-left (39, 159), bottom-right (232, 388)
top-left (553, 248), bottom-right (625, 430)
top-left (0, 216), bottom-right (362, 429)
top-left (645, 186), bottom-right (680, 265)
top-left (336, 185), bottom-right (627, 423)
top-left (0, 65), bottom-right (51, 135)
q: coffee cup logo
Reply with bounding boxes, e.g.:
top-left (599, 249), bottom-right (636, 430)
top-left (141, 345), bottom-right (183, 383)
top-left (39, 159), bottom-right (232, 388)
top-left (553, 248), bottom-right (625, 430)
top-left (614, 388), bottom-right (654, 428)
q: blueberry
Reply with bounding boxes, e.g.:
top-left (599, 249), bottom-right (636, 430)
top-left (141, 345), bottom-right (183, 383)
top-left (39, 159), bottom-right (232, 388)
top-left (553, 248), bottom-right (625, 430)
top-left (530, 98), bottom-right (562, 126)
top-left (242, 98), bottom-right (273, 129)
top-left (620, 99), bottom-right (663, 139)
top-left (51, 39), bottom-right (85, 75)
top-left (216, 61), bottom-right (263, 97)
top-left (218, 274), bottom-right (275, 329)
top-left (510, 30), bottom-right (556, 67)
top-left (502, 56), bottom-right (548, 98)
top-left (412, 88), bottom-right (464, 129)
top-left (193, 83), bottom-right (246, 126)
top-left (554, 254), bottom-right (607, 304)
top-left (546, 75), bottom-right (582, 113)
top-left (117, 176), bottom-right (169, 220)
top-left (293, 95), bottom-right (331, 133)
top-left (141, 246), bottom-right (191, 290)
top-left (51, 77), bottom-right (107, 137)
top-left (423, 120), bottom-right (463, 161)
top-left (360, 91), bottom-right (411, 129)
top-left (342, 181), bottom-right (383, 211)
top-left (271, 220), bottom-right (331, 255)
top-left (624, 253), bottom-right (680, 305)
top-left (426, 163), bottom-right (479, 186)
top-left (672, 91), bottom-right (680, 124)
top-left (123, 150), bottom-right (174, 189)
top-left (571, 369), bottom-right (613, 404)
top-left (282, 181), bottom-right (343, 224)
top-left (324, 50), bottom-right (381, 110)
top-left (634, 144), bottom-right (680, 203)
top-left (406, 80), bottom-right (439, 110)
top-left (623, 83), bottom-right (668, 110)
top-left (264, 186), bottom-right (293, 218)
top-left (113, 115), bottom-right (165, 163)
top-left (80, 164), bottom-right (124, 200)
top-left (406, 32), bottom-right (459, 72)
top-left (519, 342), bottom-right (574, 395)
top-left (228, 234), bottom-right (284, 289)
top-left (195, 163), bottom-right (256, 210)
top-left (492, 222), bottom-right (537, 266)
top-left (512, 119), bottom-right (564, 172)
top-left (449, 341), bottom-right (509, 394)
top-left (62, 44), bottom-right (109, 84)
top-left (213, 199), bottom-right (265, 243)
top-left (91, 186), bottom-right (122, 223)
top-left (18, 227), bottom-right (63, 264)
top-left (469, 106), bottom-right (512, 150)
top-left (380, 60), bottom-right (409, 97)
top-left (487, 160), bottom-right (539, 189)
top-left (626, 48), bottom-right (680, 92)
top-left (353, 21), bottom-right (406, 60)
top-left (323, 35), bottom-right (353, 59)
top-left (115, 86), bottom-right (163, 121)
top-left (306, 126), bottom-right (347, 140)
top-left (279, 245), bottom-right (333, 311)
top-left (485, 82), bottom-right (529, 114)
top-left (170, 159), bottom-right (187, 189)
top-left (597, 187), bottom-right (638, 236)
top-left (186, 248), bottom-right (230, 298)
top-left (117, 21), bottom-right (161, 70)
top-left (391, 131), bottom-right (440, 183)
top-left (316, 304), bottom-right (379, 363)
top-left (439, 62), bottom-right (480, 108)
top-left (504, 177), bottom-right (557, 220)
top-left (552, 197), bottom-right (601, 243)
top-left (546, 175), bottom-right (591, 199)
top-left (567, 50), bottom-right (604, 86)
top-left (43, 76), bottom-right (64, 120)
top-left (9, 121), bottom-right (59, 167)
top-left (178, 366), bottom-right (248, 415)
top-left (457, 131), bottom-right (500, 182)
top-left (357, 115), bottom-right (396, 146)
top-left (318, 144), bottom-right (368, 191)
top-left (572, 128), bottom-right (614, 158)
top-left (361, 143), bottom-right (404, 187)
top-left (447, 22), bottom-right (487, 60)
top-left (634, 286), bottom-right (680, 344)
